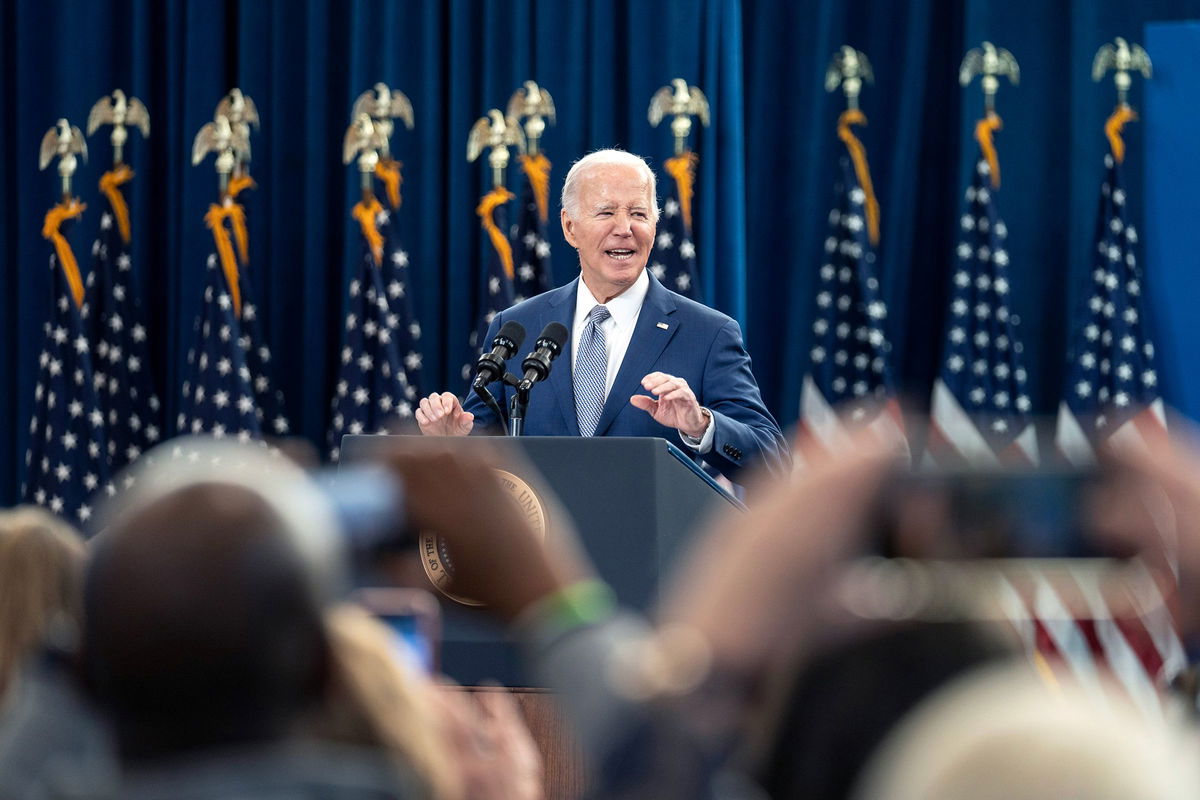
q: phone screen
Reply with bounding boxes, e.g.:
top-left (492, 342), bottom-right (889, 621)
top-left (379, 611), bottom-right (436, 674)
top-left (353, 588), bottom-right (441, 674)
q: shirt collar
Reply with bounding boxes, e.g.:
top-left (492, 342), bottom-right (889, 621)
top-left (575, 269), bottom-right (650, 329)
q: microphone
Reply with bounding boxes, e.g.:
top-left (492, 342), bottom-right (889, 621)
top-left (518, 322), bottom-right (570, 391)
top-left (472, 321), bottom-right (526, 390)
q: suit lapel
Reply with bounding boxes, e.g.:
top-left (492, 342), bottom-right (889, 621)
top-left (593, 275), bottom-right (679, 437)
top-left (546, 279), bottom-right (580, 436)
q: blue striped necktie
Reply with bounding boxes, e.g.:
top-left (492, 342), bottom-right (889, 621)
top-left (575, 305), bottom-right (612, 436)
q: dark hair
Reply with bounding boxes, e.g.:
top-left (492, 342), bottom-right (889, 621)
top-left (757, 620), bottom-right (1013, 800)
top-left (81, 483), bottom-right (330, 762)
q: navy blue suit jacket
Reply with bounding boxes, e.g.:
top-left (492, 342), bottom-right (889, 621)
top-left (464, 274), bottom-right (790, 480)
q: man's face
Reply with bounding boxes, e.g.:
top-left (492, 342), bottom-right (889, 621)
top-left (561, 163), bottom-right (657, 302)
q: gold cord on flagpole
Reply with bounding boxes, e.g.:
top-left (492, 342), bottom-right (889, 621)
top-left (42, 199), bottom-right (88, 308)
top-left (476, 187), bottom-right (517, 280)
top-left (352, 197), bottom-right (386, 266)
top-left (204, 203), bottom-right (246, 317)
top-left (98, 165), bottom-right (135, 244)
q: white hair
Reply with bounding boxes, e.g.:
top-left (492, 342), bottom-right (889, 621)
top-left (560, 148), bottom-right (660, 222)
top-left (852, 664), bottom-right (1200, 800)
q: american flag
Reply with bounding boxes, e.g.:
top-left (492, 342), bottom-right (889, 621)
top-left (1046, 121), bottom-right (1185, 709)
top-left (86, 169), bottom-right (163, 473)
top-left (1056, 149), bottom-right (1165, 463)
top-left (800, 129), bottom-right (903, 457)
top-left (926, 124), bottom-right (1036, 466)
top-left (462, 187), bottom-right (516, 384)
top-left (328, 200), bottom-right (419, 461)
top-left (374, 205), bottom-right (424, 399)
top-left (512, 153), bottom-right (553, 302)
top-left (177, 251), bottom-right (264, 442)
top-left (220, 182), bottom-right (290, 437)
top-left (649, 152), bottom-right (700, 299)
top-left (996, 562), bottom-right (1186, 718)
top-left (232, 270), bottom-right (289, 437)
top-left (23, 201), bottom-right (112, 525)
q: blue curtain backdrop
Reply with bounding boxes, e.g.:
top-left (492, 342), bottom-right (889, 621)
top-left (3, 0), bottom-right (1199, 504)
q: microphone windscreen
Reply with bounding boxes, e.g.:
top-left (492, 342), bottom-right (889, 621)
top-left (496, 320), bottom-right (526, 351)
top-left (538, 322), bottom-right (570, 350)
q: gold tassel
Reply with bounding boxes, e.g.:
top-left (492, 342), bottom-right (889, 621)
top-left (836, 109), bottom-right (882, 246)
top-left (476, 187), bottom-right (516, 280)
top-left (227, 173), bottom-right (256, 199)
top-left (98, 165), bottom-right (135, 244)
top-left (664, 151), bottom-right (699, 233)
top-left (518, 153), bottom-right (552, 224)
top-left (352, 196), bottom-right (386, 266)
top-left (41, 199), bottom-right (88, 308)
top-left (374, 159), bottom-right (404, 210)
top-left (1105, 106), bottom-right (1138, 164)
top-left (226, 174), bottom-right (255, 264)
top-left (204, 203), bottom-right (245, 317)
top-left (974, 112), bottom-right (1003, 189)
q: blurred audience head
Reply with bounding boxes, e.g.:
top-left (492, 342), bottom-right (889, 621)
top-left (852, 663), bottom-right (1200, 800)
top-left (81, 439), bottom-right (341, 763)
top-left (756, 619), bottom-right (1015, 800)
top-left (0, 506), bottom-right (86, 701)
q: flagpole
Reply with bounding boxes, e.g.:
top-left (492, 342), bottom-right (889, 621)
top-left (465, 108), bottom-right (524, 428)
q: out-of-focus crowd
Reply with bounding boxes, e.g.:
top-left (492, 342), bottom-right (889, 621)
top-left (1, 431), bottom-right (1199, 799)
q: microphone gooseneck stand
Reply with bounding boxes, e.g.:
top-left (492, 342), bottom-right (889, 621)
top-left (506, 373), bottom-right (529, 437)
top-left (473, 383), bottom-right (509, 433)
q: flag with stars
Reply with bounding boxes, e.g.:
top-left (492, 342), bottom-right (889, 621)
top-left (85, 167), bottom-right (163, 473)
top-left (649, 151), bottom-right (700, 299)
top-left (800, 115), bottom-right (904, 458)
top-left (462, 187), bottom-right (517, 385)
top-left (512, 153), bottom-right (553, 302)
top-left (177, 247), bottom-right (264, 443)
top-left (23, 199), bottom-right (111, 526)
top-left (1052, 114), bottom-right (1184, 703)
top-left (374, 204), bottom-right (424, 400)
top-left (328, 199), bottom-right (419, 461)
top-left (1056, 128), bottom-right (1165, 464)
top-left (926, 119), bottom-right (1037, 466)
top-left (233, 273), bottom-right (290, 437)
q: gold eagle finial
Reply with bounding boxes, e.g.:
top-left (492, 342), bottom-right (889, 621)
top-left (959, 41), bottom-right (1020, 114)
top-left (86, 89), bottom-right (150, 166)
top-left (648, 78), bottom-right (710, 155)
top-left (351, 83), bottom-right (414, 160)
top-left (1092, 37), bottom-right (1152, 109)
top-left (825, 46), bottom-right (875, 111)
top-left (506, 80), bottom-right (556, 156)
top-left (466, 109), bottom-right (525, 187)
top-left (39, 118), bottom-right (88, 197)
top-left (214, 88), bottom-right (259, 175)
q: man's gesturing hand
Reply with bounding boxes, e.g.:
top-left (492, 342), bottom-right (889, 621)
top-left (416, 392), bottom-right (474, 436)
top-left (630, 372), bottom-right (709, 439)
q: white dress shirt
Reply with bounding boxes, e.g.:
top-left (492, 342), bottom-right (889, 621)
top-left (572, 270), bottom-right (713, 451)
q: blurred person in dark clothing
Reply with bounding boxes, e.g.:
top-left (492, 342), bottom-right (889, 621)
top-left (0, 506), bottom-right (114, 798)
top-left (77, 456), bottom-right (429, 798)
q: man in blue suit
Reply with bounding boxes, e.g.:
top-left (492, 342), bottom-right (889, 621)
top-left (416, 149), bottom-right (788, 481)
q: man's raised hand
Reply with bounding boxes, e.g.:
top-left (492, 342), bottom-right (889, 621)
top-left (630, 372), bottom-right (709, 439)
top-left (416, 392), bottom-right (475, 436)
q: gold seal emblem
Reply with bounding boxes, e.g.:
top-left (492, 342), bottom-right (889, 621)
top-left (420, 469), bottom-right (547, 606)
